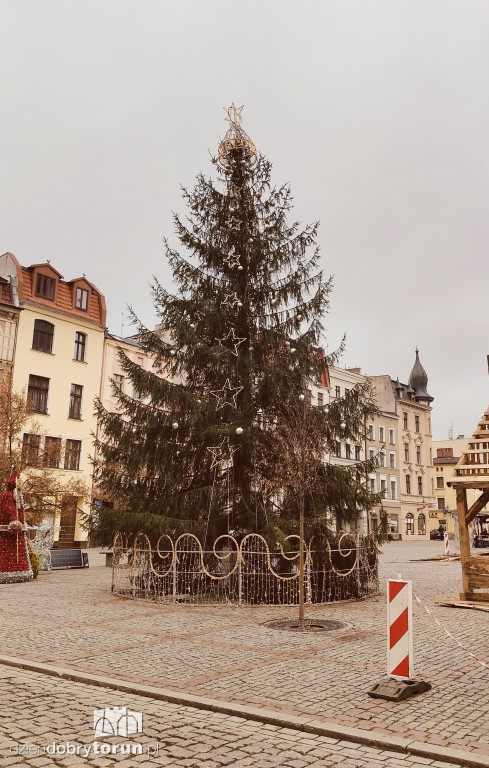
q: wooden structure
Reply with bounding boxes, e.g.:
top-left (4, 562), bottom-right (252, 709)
top-left (448, 406), bottom-right (489, 601)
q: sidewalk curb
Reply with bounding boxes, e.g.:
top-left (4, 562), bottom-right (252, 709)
top-left (0, 653), bottom-right (487, 767)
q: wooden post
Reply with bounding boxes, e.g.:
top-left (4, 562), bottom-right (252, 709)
top-left (456, 488), bottom-right (471, 600)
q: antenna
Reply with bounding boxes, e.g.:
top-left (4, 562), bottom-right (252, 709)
top-left (448, 422), bottom-right (454, 440)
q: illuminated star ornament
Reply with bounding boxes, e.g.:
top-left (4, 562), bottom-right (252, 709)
top-left (221, 291), bottom-right (240, 309)
top-left (210, 379), bottom-right (244, 410)
top-left (223, 249), bottom-right (241, 269)
top-left (217, 328), bottom-right (246, 357)
top-left (207, 437), bottom-right (240, 470)
top-left (226, 217), bottom-right (241, 231)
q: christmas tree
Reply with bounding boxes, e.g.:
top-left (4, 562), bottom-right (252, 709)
top-left (93, 105), bottom-right (380, 546)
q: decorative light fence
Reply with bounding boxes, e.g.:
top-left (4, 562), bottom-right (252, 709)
top-left (112, 531), bottom-right (379, 605)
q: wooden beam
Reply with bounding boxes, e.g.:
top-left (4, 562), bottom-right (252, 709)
top-left (467, 488), bottom-right (489, 525)
top-left (456, 488), bottom-right (471, 600)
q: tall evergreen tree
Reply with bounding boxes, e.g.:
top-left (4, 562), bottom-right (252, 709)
top-left (93, 105), bottom-right (380, 545)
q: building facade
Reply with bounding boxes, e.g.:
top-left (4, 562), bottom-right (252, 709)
top-left (369, 350), bottom-right (436, 540)
top-left (0, 252), bottom-right (106, 547)
top-left (432, 436), bottom-right (489, 538)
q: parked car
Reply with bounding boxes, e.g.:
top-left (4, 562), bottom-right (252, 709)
top-left (430, 529), bottom-right (444, 540)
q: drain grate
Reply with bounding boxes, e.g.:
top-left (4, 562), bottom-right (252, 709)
top-left (264, 618), bottom-right (345, 633)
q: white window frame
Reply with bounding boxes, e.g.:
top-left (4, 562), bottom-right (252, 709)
top-left (389, 451), bottom-right (396, 469)
top-left (390, 476), bottom-right (397, 500)
top-left (389, 428), bottom-right (395, 445)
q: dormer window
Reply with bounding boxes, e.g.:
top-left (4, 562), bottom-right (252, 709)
top-left (75, 287), bottom-right (89, 311)
top-left (35, 274), bottom-right (56, 301)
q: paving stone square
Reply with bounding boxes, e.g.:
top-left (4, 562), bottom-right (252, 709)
top-left (0, 540), bottom-right (487, 765)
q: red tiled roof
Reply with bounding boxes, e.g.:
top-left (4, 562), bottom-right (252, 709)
top-left (0, 278), bottom-right (12, 305)
top-left (19, 264), bottom-right (106, 326)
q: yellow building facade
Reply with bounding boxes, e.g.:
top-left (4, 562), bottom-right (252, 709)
top-left (0, 253), bottom-right (106, 547)
top-left (432, 437), bottom-right (489, 539)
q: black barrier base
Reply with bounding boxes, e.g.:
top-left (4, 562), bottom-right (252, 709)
top-left (368, 678), bottom-right (431, 702)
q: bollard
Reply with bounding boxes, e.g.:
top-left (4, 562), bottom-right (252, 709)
top-left (443, 530), bottom-right (450, 557)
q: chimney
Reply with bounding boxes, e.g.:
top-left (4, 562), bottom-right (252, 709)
top-left (437, 447), bottom-right (453, 458)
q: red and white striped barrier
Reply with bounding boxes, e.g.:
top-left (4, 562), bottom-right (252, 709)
top-left (387, 579), bottom-right (413, 679)
top-left (443, 531), bottom-right (449, 556)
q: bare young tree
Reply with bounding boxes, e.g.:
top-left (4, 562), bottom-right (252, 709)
top-left (0, 371), bottom-right (88, 524)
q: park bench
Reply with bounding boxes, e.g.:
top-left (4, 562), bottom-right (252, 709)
top-left (100, 550), bottom-right (113, 567)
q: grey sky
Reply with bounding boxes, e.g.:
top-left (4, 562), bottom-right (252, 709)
top-left (2, 0), bottom-right (489, 440)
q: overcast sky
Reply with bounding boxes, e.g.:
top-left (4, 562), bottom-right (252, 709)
top-left (2, 1), bottom-right (489, 440)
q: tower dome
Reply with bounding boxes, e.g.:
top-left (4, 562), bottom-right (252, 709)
top-left (408, 349), bottom-right (433, 404)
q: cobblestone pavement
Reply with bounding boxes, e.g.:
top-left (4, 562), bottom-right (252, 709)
top-left (0, 665), bottom-right (466, 767)
top-left (1, 541), bottom-right (488, 758)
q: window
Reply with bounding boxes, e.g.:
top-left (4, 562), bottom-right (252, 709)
top-left (403, 412), bottom-right (408, 430)
top-left (344, 388), bottom-right (350, 397)
top-left (22, 433), bottom-right (41, 466)
top-left (438, 497), bottom-right (445, 510)
top-left (415, 415), bottom-right (420, 433)
top-left (389, 429), bottom-right (395, 444)
top-left (27, 375), bottom-right (49, 414)
top-left (418, 513), bottom-right (426, 535)
top-left (32, 319), bottom-right (54, 354)
top-left (406, 513), bottom-right (414, 535)
top-left (64, 439), bottom-right (81, 470)
top-left (418, 476), bottom-right (423, 496)
top-left (406, 475), bottom-right (411, 494)
top-left (390, 480), bottom-right (397, 500)
top-left (369, 448), bottom-right (375, 461)
top-left (436, 476), bottom-right (444, 489)
top-left (35, 273), bottom-right (56, 301)
top-left (345, 444), bottom-right (351, 459)
top-left (335, 385), bottom-right (340, 399)
top-left (74, 332), bottom-right (86, 362)
top-left (370, 477), bottom-right (376, 494)
top-left (44, 436), bottom-right (61, 468)
top-left (113, 374), bottom-right (123, 392)
top-left (379, 451), bottom-right (386, 467)
top-left (317, 392), bottom-right (323, 407)
top-left (389, 452), bottom-right (396, 469)
top-left (355, 445), bottom-right (361, 461)
top-left (379, 427), bottom-right (385, 443)
top-left (404, 444), bottom-right (409, 462)
top-left (380, 479), bottom-right (387, 497)
top-left (69, 384), bottom-right (83, 419)
top-left (0, 318), bottom-right (16, 362)
top-left (416, 446), bottom-right (421, 464)
top-left (333, 441), bottom-right (341, 458)
top-left (368, 424), bottom-right (374, 440)
top-left (75, 287), bottom-right (89, 311)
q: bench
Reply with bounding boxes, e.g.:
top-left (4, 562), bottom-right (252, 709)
top-left (100, 550), bottom-right (113, 567)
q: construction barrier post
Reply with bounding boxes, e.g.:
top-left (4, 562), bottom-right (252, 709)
top-left (387, 579), bottom-right (413, 679)
top-left (444, 531), bottom-right (450, 557)
top-left (368, 579), bottom-right (432, 701)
